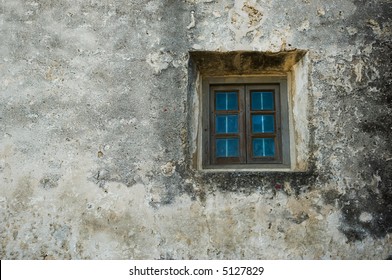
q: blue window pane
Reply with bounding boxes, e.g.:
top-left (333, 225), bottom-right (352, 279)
top-left (252, 115), bottom-right (274, 133)
top-left (216, 115), bottom-right (238, 134)
top-left (253, 138), bottom-right (275, 157)
top-left (216, 138), bottom-right (239, 157)
top-left (216, 92), bottom-right (238, 110)
top-left (251, 92), bottom-right (274, 110)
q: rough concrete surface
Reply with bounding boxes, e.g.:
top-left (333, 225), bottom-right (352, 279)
top-left (0, 0), bottom-right (391, 259)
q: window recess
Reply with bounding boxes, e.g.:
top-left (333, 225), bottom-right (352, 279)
top-left (189, 50), bottom-right (310, 171)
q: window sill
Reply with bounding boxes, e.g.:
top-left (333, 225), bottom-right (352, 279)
top-left (200, 164), bottom-right (293, 172)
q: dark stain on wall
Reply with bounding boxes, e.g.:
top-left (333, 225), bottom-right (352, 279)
top-left (337, 2), bottom-right (392, 241)
top-left (189, 50), bottom-right (307, 75)
top-left (177, 161), bottom-right (318, 199)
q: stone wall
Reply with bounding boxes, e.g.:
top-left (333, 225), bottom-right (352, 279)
top-left (0, 0), bottom-right (391, 259)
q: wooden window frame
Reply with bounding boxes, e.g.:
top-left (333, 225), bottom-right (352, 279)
top-left (201, 76), bottom-right (291, 170)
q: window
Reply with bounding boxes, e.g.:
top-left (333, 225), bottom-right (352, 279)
top-left (189, 50), bottom-right (310, 171)
top-left (202, 76), bottom-right (291, 169)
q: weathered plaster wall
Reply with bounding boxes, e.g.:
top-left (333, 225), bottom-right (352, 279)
top-left (0, 0), bottom-right (391, 259)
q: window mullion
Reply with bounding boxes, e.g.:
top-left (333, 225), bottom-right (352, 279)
top-left (239, 85), bottom-right (246, 164)
top-left (245, 85), bottom-right (251, 163)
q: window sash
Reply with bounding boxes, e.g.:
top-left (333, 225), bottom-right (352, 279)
top-left (210, 85), bottom-right (246, 164)
top-left (246, 84), bottom-right (282, 164)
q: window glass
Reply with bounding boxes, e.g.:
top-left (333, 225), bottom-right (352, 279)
top-left (216, 138), bottom-right (239, 157)
top-left (216, 115), bottom-right (239, 134)
top-left (216, 92), bottom-right (238, 110)
top-left (252, 115), bottom-right (274, 133)
top-left (251, 91), bottom-right (274, 111)
top-left (253, 138), bottom-right (275, 157)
